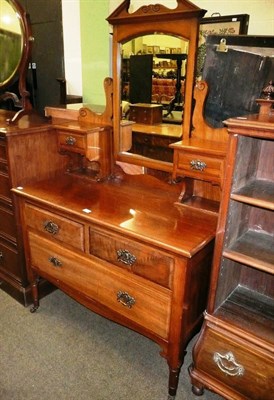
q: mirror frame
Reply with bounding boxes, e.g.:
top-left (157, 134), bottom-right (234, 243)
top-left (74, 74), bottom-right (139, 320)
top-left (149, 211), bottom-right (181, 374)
top-left (107, 0), bottom-right (206, 172)
top-left (0, 0), bottom-right (33, 124)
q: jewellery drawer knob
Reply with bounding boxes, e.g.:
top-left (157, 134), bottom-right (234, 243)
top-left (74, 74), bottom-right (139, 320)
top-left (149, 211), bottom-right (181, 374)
top-left (213, 351), bottom-right (245, 376)
top-left (65, 136), bottom-right (76, 146)
top-left (116, 249), bottom-right (137, 266)
top-left (117, 291), bottom-right (136, 308)
top-left (44, 220), bottom-right (59, 235)
top-left (190, 159), bottom-right (207, 171)
top-left (48, 256), bottom-right (62, 268)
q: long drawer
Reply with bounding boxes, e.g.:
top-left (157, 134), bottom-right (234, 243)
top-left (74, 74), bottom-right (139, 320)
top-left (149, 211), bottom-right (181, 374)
top-left (28, 231), bottom-right (172, 339)
top-left (24, 203), bottom-right (85, 251)
top-left (195, 325), bottom-right (274, 400)
top-left (89, 226), bottom-right (174, 289)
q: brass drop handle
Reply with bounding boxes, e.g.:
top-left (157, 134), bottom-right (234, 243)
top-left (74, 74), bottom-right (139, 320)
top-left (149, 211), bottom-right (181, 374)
top-left (44, 220), bottom-right (59, 235)
top-left (65, 136), bottom-right (76, 146)
top-left (48, 256), bottom-right (62, 268)
top-left (117, 291), bottom-right (136, 308)
top-left (190, 159), bottom-right (207, 171)
top-left (116, 249), bottom-right (137, 266)
top-left (213, 351), bottom-right (245, 377)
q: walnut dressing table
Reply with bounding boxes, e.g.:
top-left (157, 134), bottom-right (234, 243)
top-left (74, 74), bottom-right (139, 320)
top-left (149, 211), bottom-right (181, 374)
top-left (12, 98), bottom-right (218, 398)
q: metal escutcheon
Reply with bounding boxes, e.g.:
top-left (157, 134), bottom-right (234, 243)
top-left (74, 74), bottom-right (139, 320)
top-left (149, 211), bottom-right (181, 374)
top-left (44, 220), bottom-right (59, 235)
top-left (116, 249), bottom-right (136, 266)
top-left (48, 256), bottom-right (62, 268)
top-left (190, 159), bottom-right (207, 171)
top-left (65, 136), bottom-right (76, 146)
top-left (117, 291), bottom-right (136, 308)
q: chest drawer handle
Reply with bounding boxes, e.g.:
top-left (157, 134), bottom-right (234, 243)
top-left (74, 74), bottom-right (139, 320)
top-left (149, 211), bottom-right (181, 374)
top-left (44, 220), bottom-right (59, 235)
top-left (65, 136), bottom-right (76, 146)
top-left (49, 256), bottom-right (62, 268)
top-left (116, 249), bottom-right (137, 266)
top-left (213, 351), bottom-right (245, 377)
top-left (0, 251), bottom-right (3, 262)
top-left (190, 159), bottom-right (207, 171)
top-left (117, 291), bottom-right (136, 308)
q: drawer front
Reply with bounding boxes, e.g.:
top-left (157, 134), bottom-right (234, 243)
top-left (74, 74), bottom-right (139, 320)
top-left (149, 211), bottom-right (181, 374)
top-left (29, 232), bottom-right (171, 338)
top-left (0, 139), bottom-right (7, 161)
top-left (89, 227), bottom-right (174, 289)
top-left (57, 130), bottom-right (86, 153)
top-left (0, 237), bottom-right (23, 283)
top-left (0, 205), bottom-right (16, 240)
top-left (0, 172), bottom-right (11, 201)
top-left (176, 151), bottom-right (224, 183)
top-left (24, 203), bottom-right (84, 251)
top-left (195, 325), bottom-right (274, 399)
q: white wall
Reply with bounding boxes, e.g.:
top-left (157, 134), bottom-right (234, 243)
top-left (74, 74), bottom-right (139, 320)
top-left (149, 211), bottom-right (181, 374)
top-left (61, 0), bottom-right (82, 96)
top-left (64, 0), bottom-right (274, 97)
top-left (110, 0), bottom-right (274, 35)
top-left (194, 0), bottom-right (274, 35)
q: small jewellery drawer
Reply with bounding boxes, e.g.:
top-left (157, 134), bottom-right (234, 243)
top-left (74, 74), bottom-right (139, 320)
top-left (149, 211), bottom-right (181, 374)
top-left (176, 151), bottom-right (224, 184)
top-left (29, 232), bottom-right (171, 339)
top-left (89, 227), bottom-right (174, 289)
top-left (24, 203), bottom-right (84, 251)
top-left (57, 130), bottom-right (86, 154)
top-left (196, 325), bottom-right (274, 399)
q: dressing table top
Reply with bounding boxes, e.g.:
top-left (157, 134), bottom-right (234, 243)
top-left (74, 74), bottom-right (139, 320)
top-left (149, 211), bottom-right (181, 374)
top-left (14, 173), bottom-right (217, 258)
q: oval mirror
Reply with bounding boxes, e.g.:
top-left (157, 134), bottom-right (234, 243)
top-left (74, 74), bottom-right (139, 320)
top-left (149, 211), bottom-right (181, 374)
top-left (0, 0), bottom-right (33, 123)
top-left (0, 0), bottom-right (22, 86)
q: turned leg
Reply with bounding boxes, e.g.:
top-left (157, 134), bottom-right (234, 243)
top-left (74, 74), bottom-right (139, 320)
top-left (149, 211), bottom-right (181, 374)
top-left (168, 366), bottom-right (180, 399)
top-left (29, 274), bottom-right (40, 313)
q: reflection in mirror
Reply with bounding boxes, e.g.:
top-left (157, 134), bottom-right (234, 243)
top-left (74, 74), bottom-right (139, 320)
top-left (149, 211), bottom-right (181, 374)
top-left (0, 0), bottom-right (33, 123)
top-left (121, 34), bottom-right (188, 163)
top-left (0, 0), bottom-right (22, 85)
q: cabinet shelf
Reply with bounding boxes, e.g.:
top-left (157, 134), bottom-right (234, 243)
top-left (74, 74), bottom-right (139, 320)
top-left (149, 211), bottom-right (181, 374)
top-left (231, 179), bottom-right (274, 210)
top-left (223, 230), bottom-right (274, 274)
top-left (215, 285), bottom-right (274, 346)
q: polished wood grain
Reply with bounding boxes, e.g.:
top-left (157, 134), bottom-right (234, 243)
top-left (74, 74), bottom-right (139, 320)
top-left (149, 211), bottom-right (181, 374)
top-left (0, 111), bottom-right (67, 305)
top-left (14, 169), bottom-right (217, 398)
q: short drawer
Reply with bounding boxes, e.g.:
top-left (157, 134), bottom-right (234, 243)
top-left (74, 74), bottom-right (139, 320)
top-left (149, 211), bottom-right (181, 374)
top-left (0, 237), bottom-right (23, 282)
top-left (24, 203), bottom-right (84, 251)
top-left (57, 130), bottom-right (86, 154)
top-left (195, 324), bottom-right (274, 400)
top-left (29, 232), bottom-right (171, 339)
top-left (0, 172), bottom-right (11, 201)
top-left (0, 140), bottom-right (7, 161)
top-left (0, 204), bottom-right (16, 240)
top-left (89, 226), bottom-right (174, 289)
top-left (176, 151), bottom-right (224, 184)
